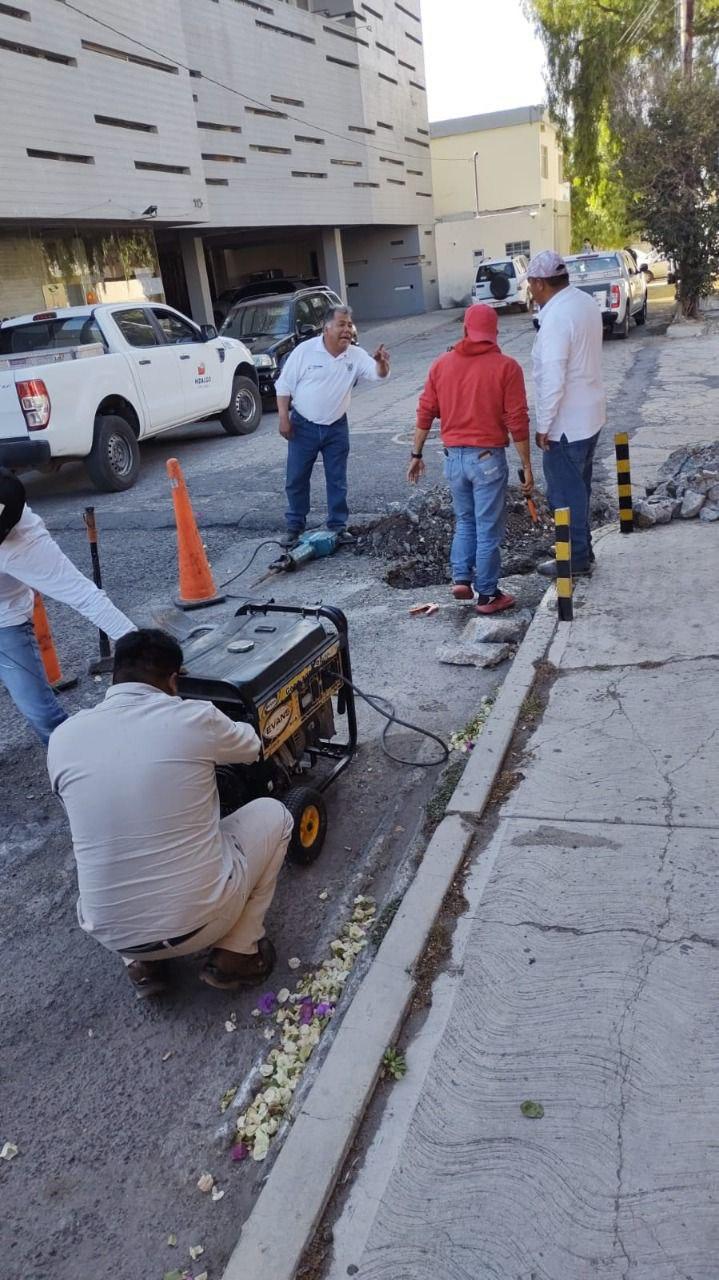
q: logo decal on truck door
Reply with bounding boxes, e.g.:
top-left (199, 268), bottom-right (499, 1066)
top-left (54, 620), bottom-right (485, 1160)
top-left (195, 362), bottom-right (211, 385)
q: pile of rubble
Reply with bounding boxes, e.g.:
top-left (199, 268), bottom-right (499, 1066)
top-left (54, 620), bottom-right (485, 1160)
top-left (635, 442), bottom-right (719, 526)
top-left (353, 483), bottom-right (615, 589)
top-left (352, 484), bottom-right (555, 588)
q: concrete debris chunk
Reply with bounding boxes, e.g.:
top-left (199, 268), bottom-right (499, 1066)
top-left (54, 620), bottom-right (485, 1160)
top-left (463, 608), bottom-right (533, 646)
top-left (699, 504), bottom-right (719, 522)
top-left (680, 490), bottom-right (705, 518)
top-left (436, 641), bottom-right (510, 668)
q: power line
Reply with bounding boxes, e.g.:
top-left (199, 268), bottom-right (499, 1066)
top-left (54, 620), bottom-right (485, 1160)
top-left (55, 0), bottom-right (436, 170)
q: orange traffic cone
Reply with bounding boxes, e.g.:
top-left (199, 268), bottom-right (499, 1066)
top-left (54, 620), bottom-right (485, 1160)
top-left (32, 593), bottom-right (78, 690)
top-left (166, 458), bottom-right (226, 610)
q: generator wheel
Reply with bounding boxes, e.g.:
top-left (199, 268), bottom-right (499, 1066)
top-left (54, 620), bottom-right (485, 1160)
top-left (284, 786), bottom-right (328, 866)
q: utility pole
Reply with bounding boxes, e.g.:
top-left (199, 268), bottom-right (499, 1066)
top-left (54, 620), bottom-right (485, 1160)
top-left (679, 0), bottom-right (694, 80)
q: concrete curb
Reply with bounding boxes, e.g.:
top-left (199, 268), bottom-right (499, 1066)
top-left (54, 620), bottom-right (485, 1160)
top-left (221, 592), bottom-right (558, 1280)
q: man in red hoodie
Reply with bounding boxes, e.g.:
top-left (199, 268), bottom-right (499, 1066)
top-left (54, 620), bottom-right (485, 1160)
top-left (408, 304), bottom-right (533, 614)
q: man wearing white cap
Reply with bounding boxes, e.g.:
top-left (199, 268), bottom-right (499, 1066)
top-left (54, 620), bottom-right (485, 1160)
top-left (527, 250), bottom-right (606, 575)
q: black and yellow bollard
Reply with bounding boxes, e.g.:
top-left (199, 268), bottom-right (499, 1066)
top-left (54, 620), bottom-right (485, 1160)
top-left (614, 432), bottom-right (634, 533)
top-left (555, 506), bottom-right (573, 622)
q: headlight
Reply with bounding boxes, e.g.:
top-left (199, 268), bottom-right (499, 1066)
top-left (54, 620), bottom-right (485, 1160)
top-left (253, 354), bottom-right (277, 370)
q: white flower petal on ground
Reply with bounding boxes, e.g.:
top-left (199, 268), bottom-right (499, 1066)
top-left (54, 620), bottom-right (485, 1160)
top-left (189, 1244), bottom-right (204, 1260)
top-left (287, 957), bottom-right (301, 969)
top-left (196, 1172), bottom-right (214, 1193)
top-left (253, 1129), bottom-right (270, 1161)
top-left (211, 1185), bottom-right (225, 1202)
top-left (277, 988), bottom-right (290, 1004)
top-left (0, 1142), bottom-right (18, 1161)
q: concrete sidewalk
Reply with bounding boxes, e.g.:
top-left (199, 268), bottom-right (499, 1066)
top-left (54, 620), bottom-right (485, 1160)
top-left (328, 519), bottom-right (719, 1280)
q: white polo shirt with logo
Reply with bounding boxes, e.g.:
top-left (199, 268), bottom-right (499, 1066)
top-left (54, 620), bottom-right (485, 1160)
top-left (274, 335), bottom-right (385, 425)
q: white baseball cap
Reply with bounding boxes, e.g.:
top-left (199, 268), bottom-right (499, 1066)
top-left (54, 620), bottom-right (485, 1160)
top-left (527, 250), bottom-right (568, 279)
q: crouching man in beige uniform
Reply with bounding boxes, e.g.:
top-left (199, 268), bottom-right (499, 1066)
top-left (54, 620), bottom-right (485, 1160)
top-left (48, 628), bottom-right (293, 999)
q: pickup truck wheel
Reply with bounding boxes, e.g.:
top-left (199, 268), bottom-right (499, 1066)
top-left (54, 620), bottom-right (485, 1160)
top-left (85, 415), bottom-right (140, 492)
top-left (220, 375), bottom-right (262, 436)
top-left (635, 299), bottom-right (647, 326)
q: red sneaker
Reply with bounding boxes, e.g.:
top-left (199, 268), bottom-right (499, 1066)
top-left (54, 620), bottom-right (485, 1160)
top-left (475, 591), bottom-right (516, 615)
top-left (451, 582), bottom-right (474, 601)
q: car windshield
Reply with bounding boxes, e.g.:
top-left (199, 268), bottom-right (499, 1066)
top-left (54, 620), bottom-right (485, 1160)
top-left (0, 314), bottom-right (103, 354)
top-left (568, 255), bottom-right (621, 279)
top-left (222, 300), bottom-right (292, 338)
top-left (475, 262), bottom-right (515, 282)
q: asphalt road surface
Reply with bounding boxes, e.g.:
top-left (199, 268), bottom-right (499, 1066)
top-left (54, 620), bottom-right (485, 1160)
top-left (0, 296), bottom-right (674, 1280)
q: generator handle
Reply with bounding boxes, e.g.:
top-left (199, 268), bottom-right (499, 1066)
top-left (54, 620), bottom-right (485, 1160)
top-left (232, 600), bottom-right (358, 765)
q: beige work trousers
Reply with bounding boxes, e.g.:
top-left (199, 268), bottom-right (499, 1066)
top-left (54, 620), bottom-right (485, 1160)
top-left (121, 797), bottom-right (293, 963)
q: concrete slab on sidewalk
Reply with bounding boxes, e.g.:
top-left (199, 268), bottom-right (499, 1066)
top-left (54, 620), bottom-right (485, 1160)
top-left (551, 522), bottom-right (719, 670)
top-left (507, 656), bottom-right (719, 828)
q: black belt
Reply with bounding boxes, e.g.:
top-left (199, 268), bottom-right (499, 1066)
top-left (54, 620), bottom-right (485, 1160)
top-left (123, 924), bottom-right (204, 955)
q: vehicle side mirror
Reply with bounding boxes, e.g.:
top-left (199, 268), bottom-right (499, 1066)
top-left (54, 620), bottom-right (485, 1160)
top-left (200, 323), bottom-right (218, 340)
top-left (298, 323), bottom-right (315, 337)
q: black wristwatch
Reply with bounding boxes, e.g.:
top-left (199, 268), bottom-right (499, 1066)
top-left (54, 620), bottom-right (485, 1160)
top-left (411, 450), bottom-right (423, 459)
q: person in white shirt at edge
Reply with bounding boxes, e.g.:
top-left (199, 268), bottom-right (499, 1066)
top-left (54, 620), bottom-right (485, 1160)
top-left (528, 250), bottom-right (606, 577)
top-left (274, 305), bottom-right (390, 549)
top-left (0, 468), bottom-right (134, 744)
top-left (48, 628), bottom-right (293, 999)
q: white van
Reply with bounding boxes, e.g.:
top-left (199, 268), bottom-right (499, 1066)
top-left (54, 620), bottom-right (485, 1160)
top-left (471, 255), bottom-right (530, 311)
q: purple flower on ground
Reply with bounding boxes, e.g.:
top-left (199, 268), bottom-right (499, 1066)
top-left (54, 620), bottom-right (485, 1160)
top-left (315, 1003), bottom-right (333, 1018)
top-left (231, 1142), bottom-right (250, 1162)
top-left (299, 1002), bottom-right (315, 1025)
top-left (257, 992), bottom-right (278, 1015)
top-left (299, 994), bottom-right (313, 1005)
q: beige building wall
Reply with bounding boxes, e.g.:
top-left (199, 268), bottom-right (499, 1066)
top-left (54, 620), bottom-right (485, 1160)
top-left (430, 105), bottom-right (571, 308)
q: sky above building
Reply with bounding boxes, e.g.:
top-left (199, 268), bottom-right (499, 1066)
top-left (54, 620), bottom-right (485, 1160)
top-left (420, 0), bottom-right (547, 122)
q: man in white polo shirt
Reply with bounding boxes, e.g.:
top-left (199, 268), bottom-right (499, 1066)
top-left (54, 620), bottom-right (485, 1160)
top-left (528, 250), bottom-right (606, 576)
top-left (274, 305), bottom-right (390, 548)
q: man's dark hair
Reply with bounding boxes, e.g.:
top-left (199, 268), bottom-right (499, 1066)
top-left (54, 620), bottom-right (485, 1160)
top-left (0, 468), bottom-right (26, 545)
top-left (113, 628), bottom-right (184, 684)
top-left (546, 272), bottom-right (570, 288)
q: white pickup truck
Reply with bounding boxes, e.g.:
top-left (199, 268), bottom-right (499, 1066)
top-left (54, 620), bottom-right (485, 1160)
top-left (0, 302), bottom-right (262, 491)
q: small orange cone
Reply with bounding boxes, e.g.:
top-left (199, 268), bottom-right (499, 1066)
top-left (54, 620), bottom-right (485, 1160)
top-left (32, 593), bottom-right (78, 690)
top-left (166, 458), bottom-right (226, 610)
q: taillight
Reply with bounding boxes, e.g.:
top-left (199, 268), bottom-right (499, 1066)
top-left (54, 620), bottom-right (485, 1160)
top-left (610, 285), bottom-right (621, 310)
top-left (16, 379), bottom-right (50, 430)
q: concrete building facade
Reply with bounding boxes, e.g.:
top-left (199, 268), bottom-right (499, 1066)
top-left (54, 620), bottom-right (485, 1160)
top-left (0, 0), bottom-right (438, 322)
top-left (429, 105), bottom-right (571, 308)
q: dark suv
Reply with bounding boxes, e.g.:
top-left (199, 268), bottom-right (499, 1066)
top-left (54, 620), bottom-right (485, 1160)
top-left (220, 286), bottom-right (349, 399)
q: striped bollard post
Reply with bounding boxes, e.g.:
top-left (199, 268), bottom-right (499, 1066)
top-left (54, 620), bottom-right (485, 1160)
top-left (555, 507), bottom-right (573, 622)
top-left (614, 432), bottom-right (634, 533)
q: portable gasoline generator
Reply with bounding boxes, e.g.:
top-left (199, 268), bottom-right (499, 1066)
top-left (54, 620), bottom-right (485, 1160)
top-left (177, 601), bottom-right (357, 865)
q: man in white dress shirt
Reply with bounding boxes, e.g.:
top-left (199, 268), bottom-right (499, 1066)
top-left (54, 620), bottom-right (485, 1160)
top-left (0, 469), bottom-right (134, 743)
top-left (528, 250), bottom-right (606, 575)
top-left (274, 305), bottom-right (390, 548)
top-left (48, 628), bottom-right (293, 999)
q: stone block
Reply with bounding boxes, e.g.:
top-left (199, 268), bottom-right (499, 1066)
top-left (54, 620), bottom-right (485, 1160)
top-left (436, 641), bottom-right (510, 668)
top-left (462, 608), bottom-right (533, 646)
top-left (699, 504), bottom-right (719, 522)
top-left (680, 490), bottom-right (705, 518)
top-left (633, 496), bottom-right (680, 528)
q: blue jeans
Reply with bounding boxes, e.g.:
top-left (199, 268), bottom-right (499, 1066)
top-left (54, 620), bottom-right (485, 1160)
top-left (542, 431), bottom-right (600, 569)
top-left (0, 621), bottom-right (67, 744)
top-left (285, 411), bottom-right (350, 533)
top-left (444, 446), bottom-right (508, 597)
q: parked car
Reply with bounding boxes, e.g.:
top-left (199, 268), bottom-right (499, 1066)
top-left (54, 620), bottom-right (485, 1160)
top-left (0, 302), bottom-right (261, 491)
top-left (213, 275), bottom-right (317, 328)
top-left (220, 285), bottom-right (352, 399)
top-left (471, 255), bottom-right (530, 311)
top-left (532, 250), bottom-right (648, 337)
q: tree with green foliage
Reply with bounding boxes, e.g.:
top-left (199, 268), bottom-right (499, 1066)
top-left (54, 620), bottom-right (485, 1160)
top-left (524, 0), bottom-right (719, 313)
top-left (613, 62), bottom-right (719, 316)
